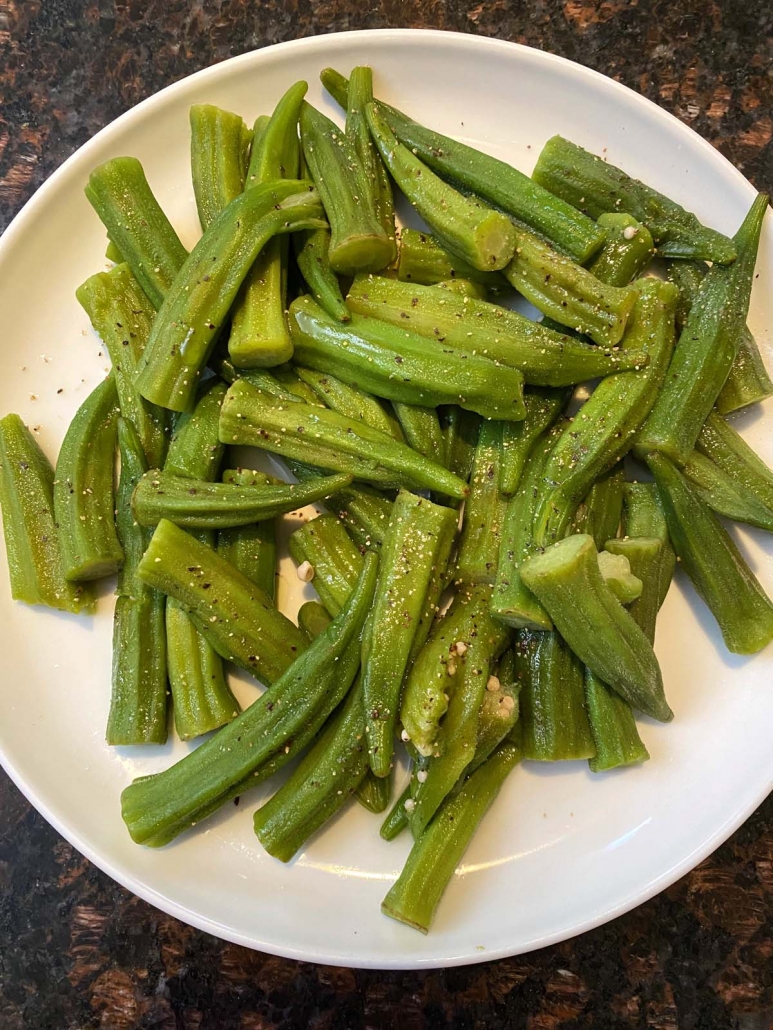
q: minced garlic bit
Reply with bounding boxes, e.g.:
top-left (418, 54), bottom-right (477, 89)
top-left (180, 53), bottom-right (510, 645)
top-left (623, 225), bottom-right (639, 240)
top-left (404, 798), bottom-right (416, 813)
top-left (486, 674), bottom-right (501, 692)
top-left (296, 560), bottom-right (315, 582)
top-left (446, 660), bottom-right (457, 677)
top-left (501, 694), bottom-right (516, 712)
top-left (400, 728), bottom-right (411, 742)
top-left (416, 769), bottom-right (428, 784)
top-left (453, 640), bottom-right (468, 656)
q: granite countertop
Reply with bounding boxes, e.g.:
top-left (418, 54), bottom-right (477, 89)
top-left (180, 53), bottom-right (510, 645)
top-left (1, 2), bottom-right (772, 1027)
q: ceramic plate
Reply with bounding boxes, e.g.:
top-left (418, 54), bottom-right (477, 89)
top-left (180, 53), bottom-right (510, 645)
top-left (0, 29), bottom-right (771, 969)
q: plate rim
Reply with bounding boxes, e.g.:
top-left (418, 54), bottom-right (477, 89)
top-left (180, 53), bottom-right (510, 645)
top-left (0, 27), bottom-right (769, 969)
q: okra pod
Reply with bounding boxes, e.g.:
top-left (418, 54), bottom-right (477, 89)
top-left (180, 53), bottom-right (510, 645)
top-left (85, 156), bottom-right (188, 308)
top-left (381, 741), bottom-right (521, 934)
top-left (520, 534), bottom-right (671, 721)
top-left (396, 228), bottom-right (506, 288)
top-left (219, 379), bottom-right (469, 498)
top-left (697, 410), bottom-right (773, 511)
top-left (215, 358), bottom-right (302, 404)
top-left (300, 101), bottom-right (393, 275)
top-left (122, 551), bottom-right (377, 846)
top-left (54, 376), bottom-right (123, 581)
top-left (132, 468), bottom-right (352, 529)
top-left (503, 226), bottom-right (638, 347)
top-left (0, 414), bottom-right (94, 612)
top-left (362, 489), bottom-right (458, 777)
top-left (322, 482), bottom-right (394, 549)
top-left (366, 104), bottom-right (518, 272)
top-left (297, 600), bottom-right (332, 639)
top-left (635, 194), bottom-right (769, 464)
top-left (499, 388), bottom-right (568, 496)
top-left (572, 465), bottom-right (624, 549)
top-left (135, 180), bottom-right (325, 412)
top-left (190, 104), bottom-right (251, 230)
top-left (164, 379), bottom-right (227, 481)
top-left (321, 68), bottom-right (606, 263)
top-left (295, 366), bottom-right (404, 440)
top-left (346, 276), bottom-right (648, 387)
top-left (346, 67), bottom-right (397, 256)
top-left (596, 549), bottom-right (643, 604)
top-left (254, 677), bottom-right (370, 860)
top-left (76, 263), bottom-right (169, 468)
top-left (532, 135), bottom-right (737, 263)
top-left (584, 669), bottom-right (649, 773)
top-left (456, 421), bottom-right (507, 585)
top-left (622, 481), bottom-right (676, 607)
top-left (137, 519), bottom-right (308, 683)
top-left (604, 537), bottom-right (664, 645)
top-left (289, 295), bottom-right (526, 421)
top-left (293, 228), bottom-right (350, 322)
top-left (433, 278), bottom-right (489, 300)
top-left (217, 469), bottom-right (277, 598)
top-left (355, 769), bottom-right (392, 814)
top-left (288, 514), bottom-right (363, 616)
top-left (588, 213), bottom-right (655, 287)
top-left (465, 648), bottom-right (520, 777)
top-left (647, 452), bottom-right (773, 654)
top-left (514, 629), bottom-right (595, 761)
top-left (441, 406), bottom-right (481, 483)
top-left (391, 403), bottom-right (445, 463)
top-left (380, 782), bottom-right (412, 841)
top-left (532, 278), bottom-right (678, 549)
top-left (680, 450), bottom-right (773, 531)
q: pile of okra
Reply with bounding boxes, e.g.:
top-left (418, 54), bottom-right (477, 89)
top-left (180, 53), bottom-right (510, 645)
top-left (0, 65), bottom-right (770, 935)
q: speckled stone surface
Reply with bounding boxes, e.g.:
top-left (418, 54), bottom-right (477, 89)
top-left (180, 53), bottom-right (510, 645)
top-left (1, 2), bottom-right (772, 1027)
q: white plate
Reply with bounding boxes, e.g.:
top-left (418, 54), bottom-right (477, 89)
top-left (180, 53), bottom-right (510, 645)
top-left (0, 29), bottom-right (771, 970)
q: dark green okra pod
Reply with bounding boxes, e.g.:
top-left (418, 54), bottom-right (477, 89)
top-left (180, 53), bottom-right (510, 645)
top-left (391, 403), bottom-right (445, 464)
top-left (135, 180), bottom-right (325, 412)
top-left (297, 599), bottom-right (332, 639)
top-left (366, 104), bottom-right (517, 273)
top-left (321, 68), bottom-right (605, 264)
top-left (293, 229), bottom-right (350, 322)
top-left (0, 415), bottom-right (94, 613)
top-left (647, 452), bottom-right (773, 655)
top-left (635, 193), bottom-right (769, 464)
top-left (679, 450), bottom-right (773, 531)
top-left (382, 741), bottom-right (521, 934)
top-left (289, 295), bottom-right (526, 421)
top-left (441, 406), bottom-right (481, 483)
top-left (503, 226), bottom-right (638, 347)
top-left (396, 228), bottom-right (506, 288)
top-left (217, 469), bottom-right (278, 598)
top-left (499, 388), bottom-right (569, 497)
top-left (76, 263), bottom-right (169, 468)
top-left (190, 104), bottom-right (251, 230)
top-left (229, 82), bottom-right (308, 369)
top-left (584, 667), bottom-right (649, 774)
top-left (355, 769), bottom-right (392, 814)
top-left (604, 537), bottom-right (663, 646)
top-left (380, 782), bottom-right (412, 841)
top-left (85, 157), bottom-right (188, 308)
top-left (300, 101), bottom-right (393, 276)
top-left (532, 135), bottom-right (737, 263)
top-left (219, 379), bottom-right (469, 498)
top-left (572, 465), bottom-right (624, 549)
top-left (295, 366), bottom-right (404, 440)
top-left (514, 629), bottom-right (595, 762)
top-left (346, 67), bottom-right (397, 255)
top-left (697, 410), bottom-right (773, 511)
top-left (54, 376), bottom-right (123, 582)
top-left (588, 213), bottom-right (655, 287)
top-left (121, 552), bottom-right (377, 846)
top-left (520, 534), bottom-right (672, 721)
top-left (456, 420), bottom-right (507, 585)
top-left (362, 490), bottom-right (458, 777)
top-left (137, 519), bottom-right (308, 683)
top-left (346, 276), bottom-right (648, 386)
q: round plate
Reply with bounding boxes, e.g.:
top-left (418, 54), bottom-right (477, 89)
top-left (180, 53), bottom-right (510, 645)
top-left (0, 29), bottom-right (771, 970)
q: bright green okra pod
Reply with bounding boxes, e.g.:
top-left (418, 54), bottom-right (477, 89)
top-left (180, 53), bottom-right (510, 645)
top-left (514, 629), bottom-right (595, 762)
top-left (382, 741), bottom-right (521, 934)
top-left (500, 388), bottom-right (569, 496)
top-left (85, 156), bottom-right (188, 309)
top-left (572, 465), bottom-right (624, 549)
top-left (131, 469), bottom-right (352, 529)
top-left (121, 552), bottom-right (378, 846)
top-left (137, 519), bottom-right (308, 683)
top-left (588, 213), bottom-right (655, 287)
top-left (289, 295), bottom-right (526, 421)
top-left (380, 782), bottom-right (412, 841)
top-left (135, 180), bottom-right (325, 412)
top-left (456, 420), bottom-right (507, 585)
top-left (679, 450), bottom-right (773, 531)
top-left (604, 537), bottom-right (664, 646)
top-left (253, 678), bottom-right (370, 860)
top-left (321, 68), bottom-right (605, 264)
top-left (464, 649), bottom-right (520, 776)
top-left (520, 534), bottom-right (672, 721)
top-left (433, 278), bottom-right (489, 299)
top-left (503, 226), bottom-right (638, 347)
top-left (345, 276), bottom-right (648, 386)
top-left (76, 263), bottom-right (169, 468)
top-left (366, 104), bottom-right (517, 273)
top-left (293, 229), bottom-right (350, 322)
top-left (190, 104), bottom-right (251, 230)
top-left (355, 770), bottom-right (392, 814)
top-left (647, 452), bottom-right (773, 655)
top-left (697, 410), bottom-right (773, 510)
top-left (635, 194), bottom-right (769, 464)
top-left (346, 67), bottom-right (397, 256)
top-left (295, 367), bottom-right (404, 440)
top-left (391, 403), bottom-right (445, 463)
top-left (219, 379), bottom-right (469, 498)
top-left (300, 101), bottom-right (393, 276)
top-left (217, 469), bottom-right (278, 598)
top-left (396, 228), bottom-right (506, 288)
top-left (0, 415), bottom-right (94, 613)
top-left (288, 514), bottom-right (364, 616)
top-left (584, 667), bottom-right (649, 774)
top-left (164, 379), bottom-right (227, 481)
top-left (622, 482), bottom-right (676, 608)
top-left (532, 278), bottom-right (678, 550)
top-left (54, 376), bottom-right (123, 582)
top-left (532, 135), bottom-right (737, 263)
top-left (441, 406), bottom-right (481, 483)
top-left (362, 489), bottom-right (458, 777)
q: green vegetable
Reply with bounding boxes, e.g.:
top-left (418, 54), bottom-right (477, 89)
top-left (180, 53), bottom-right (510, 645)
top-left (217, 469), bottom-right (278, 599)
top-left (293, 228), bottom-right (350, 322)
top-left (697, 410), bottom-right (773, 512)
top-left (432, 278), bottom-right (488, 300)
top-left (604, 537), bottom-right (664, 645)
top-left (219, 379), bottom-right (469, 498)
top-left (441, 406), bottom-right (481, 483)
top-left (572, 465), bottom-right (624, 549)
top-left (288, 514), bottom-right (363, 616)
top-left (0, 415), bottom-right (94, 612)
top-left (588, 213), bottom-right (655, 287)
top-left (635, 194), bottom-right (769, 464)
top-left (53, 376), bottom-right (123, 581)
top-left (295, 366), bottom-right (404, 440)
top-left (520, 533), bottom-right (671, 721)
top-left (596, 549), bottom-right (643, 604)
top-left (355, 769), bottom-right (392, 814)
top-left (532, 135), bottom-right (737, 263)
top-left (380, 782), bottom-right (412, 841)
top-left (346, 67), bottom-right (397, 254)
top-left (499, 388), bottom-right (568, 497)
top-left (456, 420), bottom-right (507, 585)
top-left (391, 403), bottom-right (445, 463)
top-left (680, 449), bottom-right (773, 531)
top-left (584, 668), bottom-right (649, 774)
top-left (297, 600), bottom-right (332, 639)
top-left (396, 228), bottom-right (506, 288)
top-left (189, 104), bottom-right (250, 230)
top-left (622, 481), bottom-right (676, 608)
